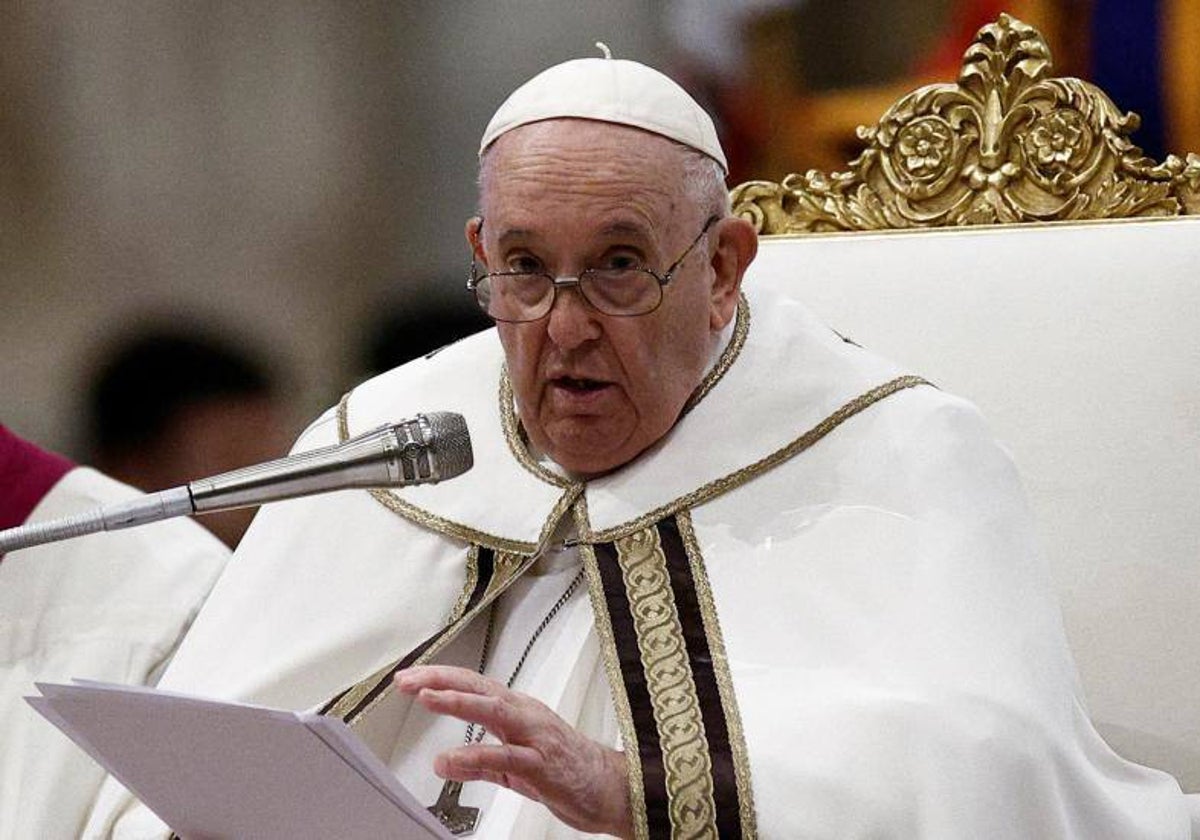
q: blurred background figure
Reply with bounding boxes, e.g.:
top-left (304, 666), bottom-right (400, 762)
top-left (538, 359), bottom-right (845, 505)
top-left (0, 423), bottom-right (229, 839)
top-left (0, 425), bottom-right (74, 533)
top-left (359, 285), bottom-right (492, 379)
top-left (84, 323), bottom-right (292, 548)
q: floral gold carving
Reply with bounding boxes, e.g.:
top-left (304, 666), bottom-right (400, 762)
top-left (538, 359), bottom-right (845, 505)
top-left (732, 14), bottom-right (1200, 233)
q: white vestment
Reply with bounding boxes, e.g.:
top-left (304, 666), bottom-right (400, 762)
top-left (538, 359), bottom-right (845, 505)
top-left (1, 467), bottom-right (228, 840)
top-left (88, 277), bottom-right (1198, 839)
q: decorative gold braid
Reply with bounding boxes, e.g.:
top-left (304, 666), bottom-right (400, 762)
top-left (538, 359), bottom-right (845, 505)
top-left (537, 483), bottom-right (587, 548)
top-left (336, 388), bottom-right (576, 555)
top-left (583, 375), bottom-right (931, 544)
top-left (500, 294), bottom-right (750, 482)
top-left (341, 550), bottom-right (538, 729)
top-left (483, 551), bottom-right (526, 600)
top-left (365, 489), bottom-right (539, 554)
top-left (324, 537), bottom-right (482, 723)
top-left (500, 368), bottom-right (575, 488)
top-left (676, 511), bottom-right (758, 839)
top-left (615, 525), bottom-right (718, 839)
top-left (398, 551), bottom-right (534, 677)
top-left (325, 657), bottom-right (404, 723)
top-left (731, 14), bottom-right (1200, 233)
top-left (680, 295), bottom-right (750, 417)
top-left (575, 498), bottom-right (650, 840)
top-left (447, 544), bottom-right (481, 625)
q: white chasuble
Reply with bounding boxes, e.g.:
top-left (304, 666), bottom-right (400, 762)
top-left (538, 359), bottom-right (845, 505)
top-left (87, 278), bottom-right (1198, 839)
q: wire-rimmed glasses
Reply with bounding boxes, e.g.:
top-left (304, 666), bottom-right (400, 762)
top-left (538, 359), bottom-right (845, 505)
top-left (467, 216), bottom-right (719, 323)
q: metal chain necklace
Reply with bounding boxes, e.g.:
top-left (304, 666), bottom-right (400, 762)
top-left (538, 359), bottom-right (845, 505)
top-left (427, 567), bottom-right (584, 836)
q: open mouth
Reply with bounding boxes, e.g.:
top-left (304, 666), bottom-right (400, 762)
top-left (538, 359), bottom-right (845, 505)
top-left (554, 376), bottom-right (608, 393)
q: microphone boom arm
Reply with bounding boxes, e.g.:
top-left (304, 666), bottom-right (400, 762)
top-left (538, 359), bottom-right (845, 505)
top-left (0, 412), bottom-right (472, 555)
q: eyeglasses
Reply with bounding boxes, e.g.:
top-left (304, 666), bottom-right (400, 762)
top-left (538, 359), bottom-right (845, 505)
top-left (466, 216), bottom-right (719, 323)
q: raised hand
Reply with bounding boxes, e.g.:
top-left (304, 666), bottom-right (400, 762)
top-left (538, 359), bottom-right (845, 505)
top-left (395, 664), bottom-right (633, 839)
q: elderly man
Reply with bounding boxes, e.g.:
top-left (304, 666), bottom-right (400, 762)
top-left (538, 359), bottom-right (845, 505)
top-left (88, 56), bottom-right (1196, 839)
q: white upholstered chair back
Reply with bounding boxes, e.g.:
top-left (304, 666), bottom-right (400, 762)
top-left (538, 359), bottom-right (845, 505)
top-left (732, 15), bottom-right (1200, 790)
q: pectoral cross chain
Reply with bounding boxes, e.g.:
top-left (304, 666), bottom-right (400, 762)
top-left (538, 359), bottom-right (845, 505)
top-left (424, 570), bottom-right (583, 836)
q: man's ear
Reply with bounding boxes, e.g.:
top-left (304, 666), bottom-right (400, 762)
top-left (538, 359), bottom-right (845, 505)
top-left (708, 217), bottom-right (758, 330)
top-left (465, 216), bottom-right (486, 266)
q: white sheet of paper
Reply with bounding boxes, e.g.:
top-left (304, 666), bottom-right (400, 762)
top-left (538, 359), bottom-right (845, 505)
top-left (27, 680), bottom-right (452, 840)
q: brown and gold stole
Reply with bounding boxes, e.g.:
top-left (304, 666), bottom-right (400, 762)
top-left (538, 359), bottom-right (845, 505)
top-left (586, 511), bottom-right (756, 840)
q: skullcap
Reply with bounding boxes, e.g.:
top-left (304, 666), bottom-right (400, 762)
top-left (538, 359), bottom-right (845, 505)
top-left (480, 51), bottom-right (728, 174)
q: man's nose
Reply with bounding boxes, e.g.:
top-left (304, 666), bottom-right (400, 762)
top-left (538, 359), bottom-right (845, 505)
top-left (545, 283), bottom-right (602, 349)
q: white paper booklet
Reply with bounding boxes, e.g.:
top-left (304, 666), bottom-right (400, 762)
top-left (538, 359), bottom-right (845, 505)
top-left (27, 680), bottom-right (453, 840)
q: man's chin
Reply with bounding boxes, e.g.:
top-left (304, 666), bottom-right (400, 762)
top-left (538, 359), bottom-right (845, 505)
top-left (549, 450), bottom-right (626, 480)
top-left (540, 428), bottom-right (637, 479)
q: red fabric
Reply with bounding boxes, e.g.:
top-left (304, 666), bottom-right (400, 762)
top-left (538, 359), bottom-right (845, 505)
top-left (0, 425), bottom-right (75, 529)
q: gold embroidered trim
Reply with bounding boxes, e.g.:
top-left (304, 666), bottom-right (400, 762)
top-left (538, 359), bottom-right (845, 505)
top-left (335, 390), bottom-right (575, 554)
top-left (446, 544), bottom-right (481, 625)
top-left (365, 489), bottom-right (539, 554)
top-left (500, 370), bottom-right (575, 488)
top-left (681, 294), bottom-right (750, 416)
top-left (325, 657), bottom-right (404, 723)
top-left (483, 551), bottom-right (525, 600)
top-left (677, 511), bottom-right (758, 839)
top-left (500, 293), bottom-right (751, 483)
top-left (616, 525), bottom-right (718, 838)
top-left (583, 375), bottom-right (931, 543)
top-left (338, 549), bottom-right (538, 729)
top-left (402, 550), bottom-right (535, 675)
top-left (575, 498), bottom-right (650, 840)
top-left (537, 484), bottom-right (587, 547)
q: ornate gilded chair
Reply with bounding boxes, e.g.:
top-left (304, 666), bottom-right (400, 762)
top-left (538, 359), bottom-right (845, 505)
top-left (733, 14), bottom-right (1199, 790)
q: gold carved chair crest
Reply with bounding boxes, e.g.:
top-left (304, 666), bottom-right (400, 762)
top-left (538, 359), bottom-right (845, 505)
top-left (732, 13), bottom-right (1200, 234)
top-left (726, 13), bottom-right (1200, 791)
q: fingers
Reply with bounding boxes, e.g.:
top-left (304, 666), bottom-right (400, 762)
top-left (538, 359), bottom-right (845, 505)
top-left (436, 742), bottom-right (540, 776)
top-left (394, 664), bottom-right (499, 697)
top-left (394, 664), bottom-right (635, 838)
top-left (439, 744), bottom-right (546, 804)
top-left (394, 665), bottom-right (544, 742)
top-left (416, 688), bottom-right (533, 743)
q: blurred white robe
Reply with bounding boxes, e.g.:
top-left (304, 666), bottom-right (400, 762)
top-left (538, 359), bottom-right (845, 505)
top-left (87, 277), bottom-right (1198, 839)
top-left (1, 467), bottom-right (228, 840)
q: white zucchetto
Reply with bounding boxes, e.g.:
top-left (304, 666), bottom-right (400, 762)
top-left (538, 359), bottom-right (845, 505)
top-left (479, 51), bottom-right (728, 174)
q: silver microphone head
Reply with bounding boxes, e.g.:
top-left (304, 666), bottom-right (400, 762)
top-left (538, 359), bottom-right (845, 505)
top-left (419, 411), bottom-right (474, 481)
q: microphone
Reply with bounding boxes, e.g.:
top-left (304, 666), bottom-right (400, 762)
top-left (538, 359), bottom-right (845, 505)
top-left (0, 412), bottom-right (472, 554)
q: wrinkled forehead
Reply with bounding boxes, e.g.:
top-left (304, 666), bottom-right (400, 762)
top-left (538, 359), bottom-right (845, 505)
top-left (477, 119), bottom-right (694, 224)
